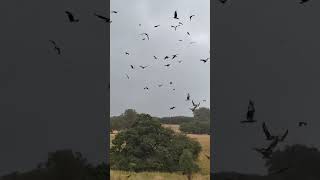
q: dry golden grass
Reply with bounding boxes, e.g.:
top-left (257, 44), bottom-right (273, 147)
top-left (109, 124), bottom-right (210, 179)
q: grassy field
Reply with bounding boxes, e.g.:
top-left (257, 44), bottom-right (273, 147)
top-left (110, 124), bottom-right (210, 180)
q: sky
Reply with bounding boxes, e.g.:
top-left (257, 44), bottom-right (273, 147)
top-left (213, 0), bottom-right (320, 175)
top-left (110, 0), bottom-right (210, 117)
top-left (0, 0), bottom-right (108, 175)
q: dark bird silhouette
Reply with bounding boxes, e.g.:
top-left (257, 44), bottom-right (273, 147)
top-left (241, 100), bottom-right (256, 123)
top-left (144, 87), bottom-right (149, 90)
top-left (130, 65), bottom-right (134, 69)
top-left (279, 129), bottom-right (288, 142)
top-left (178, 40), bottom-right (183, 42)
top-left (219, 0), bottom-right (228, 4)
top-left (192, 100), bottom-right (200, 108)
top-left (187, 32), bottom-right (190, 35)
top-left (179, 22), bottom-right (183, 26)
top-left (153, 56), bottom-right (158, 60)
top-left (154, 25), bottom-right (160, 28)
top-left (300, 0), bottom-right (310, 4)
top-left (173, 88), bottom-right (175, 91)
top-left (170, 106), bottom-right (176, 110)
top-left (94, 13), bottom-right (111, 23)
top-left (125, 74), bottom-right (130, 79)
top-left (164, 56), bottom-right (170, 60)
top-left (190, 15), bottom-right (195, 21)
top-left (172, 54), bottom-right (178, 59)
top-left (65, 11), bottom-right (79, 23)
top-left (262, 122), bottom-right (277, 141)
top-left (49, 40), bottom-right (61, 55)
top-left (298, 121), bottom-right (307, 127)
top-left (140, 33), bottom-right (149, 40)
top-left (164, 64), bottom-right (171, 67)
top-left (139, 24), bottom-right (142, 26)
top-left (171, 25), bottom-right (179, 31)
top-left (139, 65), bottom-right (148, 69)
top-left (169, 81), bottom-right (173, 85)
top-left (111, 11), bottom-right (118, 13)
top-left (174, 11), bottom-right (179, 19)
top-left (158, 84), bottom-right (163, 87)
top-left (190, 106), bottom-right (197, 112)
top-left (205, 154), bottom-right (210, 160)
top-left (200, 58), bottom-right (210, 63)
top-left (125, 52), bottom-right (130, 55)
top-left (253, 138), bottom-right (279, 159)
top-left (186, 93), bottom-right (190, 101)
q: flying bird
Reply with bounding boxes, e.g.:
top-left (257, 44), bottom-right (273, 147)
top-left (158, 84), bottom-right (163, 87)
top-left (164, 64), bottom-right (171, 67)
top-left (178, 22), bottom-right (183, 26)
top-left (253, 138), bottom-right (279, 159)
top-left (205, 154), bottom-right (210, 160)
top-left (49, 40), bottom-right (61, 55)
top-left (174, 11), bottom-right (179, 19)
top-left (94, 13), bottom-right (111, 23)
top-left (279, 129), bottom-right (288, 142)
top-left (262, 122), bottom-right (277, 141)
top-left (153, 56), bottom-right (158, 60)
top-left (298, 122), bottom-right (307, 127)
top-left (154, 25), bottom-right (160, 28)
top-left (170, 106), bottom-right (176, 110)
top-left (139, 65), bottom-right (148, 69)
top-left (164, 56), bottom-right (170, 60)
top-left (125, 52), bottom-right (130, 55)
top-left (172, 54), bottom-right (178, 59)
top-left (189, 15), bottom-right (195, 21)
top-left (130, 65), bottom-right (134, 69)
top-left (200, 58), bottom-right (210, 63)
top-left (111, 11), bottom-right (118, 13)
top-left (186, 93), bottom-right (190, 101)
top-left (169, 81), bottom-right (173, 85)
top-left (140, 33), bottom-right (149, 40)
top-left (178, 40), bottom-right (183, 42)
top-left (125, 74), bottom-right (130, 79)
top-left (171, 25), bottom-right (179, 31)
top-left (187, 32), bottom-right (190, 35)
top-left (65, 11), bottom-right (79, 23)
top-left (219, 0), bottom-right (228, 4)
top-left (300, 0), bottom-right (310, 4)
top-left (144, 87), bottom-right (149, 90)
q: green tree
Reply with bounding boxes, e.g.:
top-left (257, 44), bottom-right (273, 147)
top-left (179, 149), bottom-right (199, 180)
top-left (193, 107), bottom-right (210, 122)
top-left (110, 113), bottom-right (201, 172)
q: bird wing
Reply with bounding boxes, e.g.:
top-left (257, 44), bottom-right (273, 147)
top-left (262, 122), bottom-right (272, 139)
top-left (266, 138), bottom-right (278, 151)
top-left (192, 100), bottom-right (196, 106)
top-left (280, 130), bottom-right (288, 141)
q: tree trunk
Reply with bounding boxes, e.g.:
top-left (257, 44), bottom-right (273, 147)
top-left (187, 173), bottom-right (192, 180)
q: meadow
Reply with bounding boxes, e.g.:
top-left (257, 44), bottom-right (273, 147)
top-left (110, 124), bottom-right (210, 180)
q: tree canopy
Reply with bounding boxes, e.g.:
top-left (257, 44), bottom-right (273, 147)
top-left (110, 113), bottom-right (202, 172)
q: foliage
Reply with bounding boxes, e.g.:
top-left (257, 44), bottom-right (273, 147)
top-left (159, 116), bottom-right (194, 125)
top-left (0, 150), bottom-right (108, 180)
top-left (110, 113), bottom-right (202, 172)
top-left (193, 107), bottom-right (210, 122)
top-left (110, 109), bottom-right (138, 131)
top-left (180, 121), bottom-right (210, 134)
top-left (179, 149), bottom-right (199, 180)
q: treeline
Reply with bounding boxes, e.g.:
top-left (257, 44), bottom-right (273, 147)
top-left (0, 150), bottom-right (108, 180)
top-left (111, 107), bottom-right (210, 134)
top-left (110, 113), bottom-right (201, 179)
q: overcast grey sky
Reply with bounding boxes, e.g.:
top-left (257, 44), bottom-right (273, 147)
top-left (110, 0), bottom-right (210, 117)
